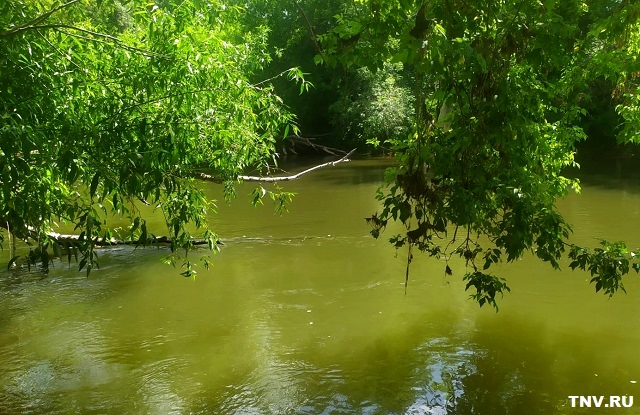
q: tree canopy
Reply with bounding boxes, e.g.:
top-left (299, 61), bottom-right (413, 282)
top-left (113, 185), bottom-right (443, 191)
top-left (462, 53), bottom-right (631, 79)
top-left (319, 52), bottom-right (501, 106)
top-left (319, 0), bottom-right (640, 308)
top-left (1, 0), bottom-right (304, 275)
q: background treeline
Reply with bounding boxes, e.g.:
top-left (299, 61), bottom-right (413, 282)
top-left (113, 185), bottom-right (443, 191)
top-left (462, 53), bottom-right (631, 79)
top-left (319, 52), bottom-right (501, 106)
top-left (240, 0), bottom-right (630, 155)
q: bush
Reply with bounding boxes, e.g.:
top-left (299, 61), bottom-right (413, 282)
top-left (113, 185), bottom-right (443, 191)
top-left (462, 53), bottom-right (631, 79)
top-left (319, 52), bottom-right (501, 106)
top-left (330, 63), bottom-right (414, 147)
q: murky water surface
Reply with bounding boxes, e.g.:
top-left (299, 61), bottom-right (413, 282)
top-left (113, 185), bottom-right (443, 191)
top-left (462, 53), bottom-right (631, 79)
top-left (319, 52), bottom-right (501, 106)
top-left (1, 157), bottom-right (640, 414)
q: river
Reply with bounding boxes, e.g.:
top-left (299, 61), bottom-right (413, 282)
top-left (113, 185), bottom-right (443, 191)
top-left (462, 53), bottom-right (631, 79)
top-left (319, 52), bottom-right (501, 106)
top-left (1, 156), bottom-right (640, 414)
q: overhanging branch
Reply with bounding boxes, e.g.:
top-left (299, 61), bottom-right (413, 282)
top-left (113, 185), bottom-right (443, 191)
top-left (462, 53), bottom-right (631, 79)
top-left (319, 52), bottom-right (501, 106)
top-left (14, 24), bottom-right (167, 58)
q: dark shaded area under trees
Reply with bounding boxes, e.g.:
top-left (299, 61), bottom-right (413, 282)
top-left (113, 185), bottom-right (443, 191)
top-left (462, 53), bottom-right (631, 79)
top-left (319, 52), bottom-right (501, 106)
top-left (234, 0), bottom-right (637, 169)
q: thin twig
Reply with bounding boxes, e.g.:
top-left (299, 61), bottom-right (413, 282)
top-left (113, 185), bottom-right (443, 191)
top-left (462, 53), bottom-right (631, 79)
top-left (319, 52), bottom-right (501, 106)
top-left (36, 28), bottom-right (82, 71)
top-left (47, 25), bottom-right (167, 58)
top-left (243, 149), bottom-right (355, 182)
top-left (95, 87), bottom-right (215, 126)
top-left (405, 244), bottom-right (413, 294)
top-left (252, 68), bottom-right (298, 88)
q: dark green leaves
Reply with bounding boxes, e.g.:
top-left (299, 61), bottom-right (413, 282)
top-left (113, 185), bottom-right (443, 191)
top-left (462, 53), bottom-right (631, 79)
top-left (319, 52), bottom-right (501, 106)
top-left (463, 271), bottom-right (511, 311)
top-left (568, 241), bottom-right (640, 297)
top-left (90, 172), bottom-right (100, 199)
top-left (319, 0), bottom-right (640, 309)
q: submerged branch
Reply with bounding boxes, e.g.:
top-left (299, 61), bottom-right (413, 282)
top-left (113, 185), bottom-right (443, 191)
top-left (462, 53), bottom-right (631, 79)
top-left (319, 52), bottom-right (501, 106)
top-left (283, 134), bottom-right (347, 156)
top-left (42, 230), bottom-right (219, 247)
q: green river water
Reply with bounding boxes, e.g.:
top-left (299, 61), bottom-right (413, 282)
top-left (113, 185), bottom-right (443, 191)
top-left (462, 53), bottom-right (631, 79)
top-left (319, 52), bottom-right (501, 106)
top-left (1, 157), bottom-right (640, 414)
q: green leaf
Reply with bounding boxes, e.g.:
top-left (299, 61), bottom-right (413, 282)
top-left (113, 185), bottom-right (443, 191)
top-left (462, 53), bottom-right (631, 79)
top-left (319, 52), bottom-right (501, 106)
top-left (90, 173), bottom-right (100, 199)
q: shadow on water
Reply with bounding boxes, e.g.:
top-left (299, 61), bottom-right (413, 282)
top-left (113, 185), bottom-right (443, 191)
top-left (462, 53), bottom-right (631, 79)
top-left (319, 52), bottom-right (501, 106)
top-left (570, 150), bottom-right (640, 194)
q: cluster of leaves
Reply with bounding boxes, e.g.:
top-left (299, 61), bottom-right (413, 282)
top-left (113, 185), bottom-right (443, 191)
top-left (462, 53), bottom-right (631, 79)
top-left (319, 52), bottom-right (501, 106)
top-left (322, 0), bottom-right (640, 309)
top-left (250, 184), bottom-right (295, 214)
top-left (569, 241), bottom-right (640, 296)
top-left (0, 0), bottom-right (302, 276)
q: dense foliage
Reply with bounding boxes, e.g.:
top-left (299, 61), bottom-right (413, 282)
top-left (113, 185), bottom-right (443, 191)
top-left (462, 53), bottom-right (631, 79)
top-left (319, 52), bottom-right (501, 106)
top-left (2, 0), bottom-right (640, 307)
top-left (0, 0), bottom-right (302, 275)
top-left (236, 0), bottom-right (415, 147)
top-left (319, 0), bottom-right (640, 308)
top-left (232, 0), bottom-right (343, 137)
top-left (329, 63), bottom-right (414, 146)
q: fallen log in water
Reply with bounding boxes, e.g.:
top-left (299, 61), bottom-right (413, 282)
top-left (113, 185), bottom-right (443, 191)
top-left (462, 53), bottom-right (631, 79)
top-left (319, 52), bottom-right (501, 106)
top-left (6, 230), bottom-right (221, 271)
top-left (42, 231), bottom-right (221, 247)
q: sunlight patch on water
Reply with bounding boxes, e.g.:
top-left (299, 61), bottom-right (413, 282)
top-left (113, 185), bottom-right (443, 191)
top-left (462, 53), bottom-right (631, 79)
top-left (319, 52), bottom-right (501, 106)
top-left (134, 358), bottom-right (189, 415)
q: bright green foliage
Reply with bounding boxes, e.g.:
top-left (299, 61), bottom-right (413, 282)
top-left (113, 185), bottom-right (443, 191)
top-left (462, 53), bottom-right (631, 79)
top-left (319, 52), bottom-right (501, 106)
top-left (0, 0), bottom-right (300, 275)
top-left (321, 0), bottom-right (640, 308)
top-left (578, 1), bottom-right (640, 144)
top-left (329, 63), bottom-right (414, 145)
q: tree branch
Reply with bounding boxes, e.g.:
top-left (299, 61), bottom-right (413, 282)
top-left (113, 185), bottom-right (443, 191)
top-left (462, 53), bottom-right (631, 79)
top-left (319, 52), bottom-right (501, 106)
top-left (0, 0), bottom-right (80, 38)
top-left (20, 24), bottom-right (167, 58)
top-left (197, 148), bottom-right (356, 183)
top-left (252, 68), bottom-right (298, 88)
top-left (283, 134), bottom-right (346, 156)
top-left (293, 0), bottom-right (327, 64)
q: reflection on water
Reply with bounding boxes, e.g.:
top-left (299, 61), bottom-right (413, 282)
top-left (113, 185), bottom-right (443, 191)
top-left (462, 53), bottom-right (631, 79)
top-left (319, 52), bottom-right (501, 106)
top-left (1, 158), bottom-right (640, 414)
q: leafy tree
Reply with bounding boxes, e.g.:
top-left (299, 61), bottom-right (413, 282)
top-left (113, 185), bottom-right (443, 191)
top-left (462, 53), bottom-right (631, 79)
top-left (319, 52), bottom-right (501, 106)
top-left (329, 63), bottom-right (414, 147)
top-left (231, 0), bottom-right (345, 138)
top-left (319, 0), bottom-right (640, 309)
top-left (235, 0), bottom-right (415, 149)
top-left (0, 0), bottom-right (303, 275)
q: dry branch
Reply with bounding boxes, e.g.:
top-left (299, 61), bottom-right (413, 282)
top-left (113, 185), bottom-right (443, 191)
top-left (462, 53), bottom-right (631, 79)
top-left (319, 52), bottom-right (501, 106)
top-left (197, 148), bottom-right (356, 183)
